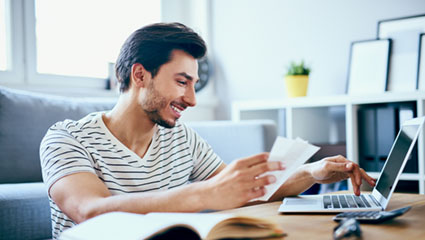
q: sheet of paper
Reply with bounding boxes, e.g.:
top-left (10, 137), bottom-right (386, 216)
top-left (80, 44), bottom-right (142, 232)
top-left (252, 136), bottom-right (320, 201)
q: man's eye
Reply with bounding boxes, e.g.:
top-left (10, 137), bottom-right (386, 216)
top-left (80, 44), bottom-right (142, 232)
top-left (177, 80), bottom-right (187, 85)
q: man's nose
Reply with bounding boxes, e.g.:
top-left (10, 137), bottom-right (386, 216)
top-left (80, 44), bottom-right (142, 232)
top-left (183, 86), bottom-right (197, 107)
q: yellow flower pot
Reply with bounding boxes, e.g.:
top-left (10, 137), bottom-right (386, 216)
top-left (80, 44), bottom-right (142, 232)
top-left (285, 75), bottom-right (309, 98)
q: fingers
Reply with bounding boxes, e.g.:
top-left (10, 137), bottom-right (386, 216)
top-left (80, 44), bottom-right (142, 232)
top-left (326, 161), bottom-right (350, 172)
top-left (231, 152), bottom-right (284, 180)
top-left (246, 187), bottom-right (266, 199)
top-left (343, 162), bottom-right (376, 196)
top-left (252, 175), bottom-right (277, 188)
top-left (230, 153), bottom-right (284, 198)
top-left (248, 161), bottom-right (285, 177)
top-left (320, 156), bottom-right (376, 196)
top-left (209, 153), bottom-right (284, 209)
top-left (235, 175), bottom-right (274, 201)
top-left (360, 168), bottom-right (376, 186)
top-left (322, 161), bottom-right (352, 178)
top-left (239, 161), bottom-right (283, 190)
top-left (344, 162), bottom-right (376, 191)
top-left (325, 155), bottom-right (349, 163)
top-left (345, 171), bottom-right (361, 196)
top-left (350, 176), bottom-right (361, 196)
top-left (348, 163), bottom-right (362, 186)
top-left (324, 162), bottom-right (360, 190)
top-left (234, 153), bottom-right (269, 168)
top-left (325, 158), bottom-right (365, 185)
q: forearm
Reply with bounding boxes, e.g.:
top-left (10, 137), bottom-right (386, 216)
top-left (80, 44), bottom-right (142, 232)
top-left (53, 154), bottom-right (285, 224)
top-left (269, 164), bottom-right (315, 202)
top-left (79, 181), bottom-right (209, 222)
top-left (52, 172), bottom-right (212, 223)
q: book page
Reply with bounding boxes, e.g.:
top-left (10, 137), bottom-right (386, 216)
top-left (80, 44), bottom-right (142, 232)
top-left (147, 213), bottom-right (283, 239)
top-left (146, 212), bottom-right (234, 239)
top-left (59, 212), bottom-right (234, 240)
top-left (252, 137), bottom-right (320, 201)
top-left (60, 212), bottom-right (179, 240)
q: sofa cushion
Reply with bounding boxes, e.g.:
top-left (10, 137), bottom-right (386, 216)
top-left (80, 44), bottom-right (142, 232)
top-left (0, 182), bottom-right (51, 240)
top-left (0, 87), bottom-right (116, 183)
top-left (187, 120), bottom-right (277, 164)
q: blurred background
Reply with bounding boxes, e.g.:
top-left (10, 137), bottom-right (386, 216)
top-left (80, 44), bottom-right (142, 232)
top-left (1, 0), bottom-right (425, 121)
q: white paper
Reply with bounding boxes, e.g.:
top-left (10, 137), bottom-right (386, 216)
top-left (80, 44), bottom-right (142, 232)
top-left (252, 136), bottom-right (320, 201)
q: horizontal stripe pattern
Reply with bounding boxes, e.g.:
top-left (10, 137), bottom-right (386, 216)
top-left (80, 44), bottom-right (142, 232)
top-left (39, 112), bottom-right (222, 239)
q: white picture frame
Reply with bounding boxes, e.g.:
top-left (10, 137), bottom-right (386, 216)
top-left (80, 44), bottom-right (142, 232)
top-left (347, 39), bottom-right (391, 95)
top-left (378, 14), bottom-right (425, 92)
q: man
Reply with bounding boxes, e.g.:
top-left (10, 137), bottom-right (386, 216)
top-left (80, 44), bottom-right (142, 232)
top-left (40, 22), bottom-right (375, 238)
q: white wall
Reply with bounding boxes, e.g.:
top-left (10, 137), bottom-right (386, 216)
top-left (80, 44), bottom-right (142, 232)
top-left (210, 0), bottom-right (425, 119)
top-left (161, 0), bottom-right (219, 121)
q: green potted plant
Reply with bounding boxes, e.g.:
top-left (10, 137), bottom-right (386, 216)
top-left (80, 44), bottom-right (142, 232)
top-left (285, 60), bottom-right (310, 98)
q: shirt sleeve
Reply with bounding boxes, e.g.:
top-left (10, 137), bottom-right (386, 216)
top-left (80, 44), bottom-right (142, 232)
top-left (182, 124), bottom-right (223, 182)
top-left (39, 121), bottom-right (96, 194)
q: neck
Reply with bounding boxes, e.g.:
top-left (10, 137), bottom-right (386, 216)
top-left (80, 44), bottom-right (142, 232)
top-left (103, 89), bottom-right (156, 157)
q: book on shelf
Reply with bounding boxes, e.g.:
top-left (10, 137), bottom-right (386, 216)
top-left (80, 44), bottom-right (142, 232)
top-left (59, 211), bottom-right (285, 240)
top-left (357, 103), bottom-right (419, 174)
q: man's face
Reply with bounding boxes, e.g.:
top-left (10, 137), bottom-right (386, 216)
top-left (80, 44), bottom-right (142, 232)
top-left (140, 49), bottom-right (198, 128)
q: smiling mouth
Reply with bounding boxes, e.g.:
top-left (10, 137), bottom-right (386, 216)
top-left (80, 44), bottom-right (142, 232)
top-left (171, 105), bottom-right (181, 113)
top-left (171, 104), bottom-right (186, 116)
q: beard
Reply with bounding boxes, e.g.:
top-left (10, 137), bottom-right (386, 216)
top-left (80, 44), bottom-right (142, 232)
top-left (141, 81), bottom-right (177, 129)
top-left (146, 110), bottom-right (175, 129)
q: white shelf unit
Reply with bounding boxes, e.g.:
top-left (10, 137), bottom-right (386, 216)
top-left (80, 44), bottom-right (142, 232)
top-left (232, 92), bottom-right (425, 194)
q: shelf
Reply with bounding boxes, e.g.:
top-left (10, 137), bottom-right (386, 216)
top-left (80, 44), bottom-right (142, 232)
top-left (284, 95), bottom-right (348, 108)
top-left (366, 172), bottom-right (422, 181)
top-left (348, 91), bottom-right (425, 105)
top-left (233, 91), bottom-right (425, 112)
top-left (232, 95), bottom-right (347, 111)
top-left (232, 92), bottom-right (425, 194)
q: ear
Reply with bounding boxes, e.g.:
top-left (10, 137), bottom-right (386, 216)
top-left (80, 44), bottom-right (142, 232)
top-left (130, 63), bottom-right (147, 88)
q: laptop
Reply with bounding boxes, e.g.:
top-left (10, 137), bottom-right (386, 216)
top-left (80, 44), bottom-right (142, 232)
top-left (279, 116), bottom-right (425, 213)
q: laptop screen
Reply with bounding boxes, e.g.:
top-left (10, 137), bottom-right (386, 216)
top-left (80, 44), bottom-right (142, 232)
top-left (375, 124), bottom-right (419, 198)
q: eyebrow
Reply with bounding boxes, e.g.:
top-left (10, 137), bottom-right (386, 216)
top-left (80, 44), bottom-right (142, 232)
top-left (175, 72), bottom-right (199, 83)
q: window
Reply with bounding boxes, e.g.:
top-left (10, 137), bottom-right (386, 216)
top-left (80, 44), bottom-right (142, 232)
top-left (34, 0), bottom-right (161, 79)
top-left (0, 0), bottom-right (161, 89)
top-left (0, 0), bottom-right (9, 71)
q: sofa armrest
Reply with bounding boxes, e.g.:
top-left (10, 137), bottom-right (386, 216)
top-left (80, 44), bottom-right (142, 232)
top-left (0, 182), bottom-right (51, 240)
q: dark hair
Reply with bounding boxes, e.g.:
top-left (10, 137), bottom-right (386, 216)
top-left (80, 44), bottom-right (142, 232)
top-left (115, 22), bottom-right (207, 92)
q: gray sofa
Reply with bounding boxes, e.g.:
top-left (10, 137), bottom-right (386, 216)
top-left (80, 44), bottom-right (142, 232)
top-left (0, 86), bottom-right (277, 240)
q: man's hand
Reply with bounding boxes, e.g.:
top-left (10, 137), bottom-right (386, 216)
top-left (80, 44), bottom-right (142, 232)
top-left (203, 153), bottom-right (285, 210)
top-left (307, 155), bottom-right (375, 196)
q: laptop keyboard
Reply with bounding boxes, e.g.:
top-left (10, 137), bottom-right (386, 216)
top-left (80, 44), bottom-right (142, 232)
top-left (323, 195), bottom-right (376, 209)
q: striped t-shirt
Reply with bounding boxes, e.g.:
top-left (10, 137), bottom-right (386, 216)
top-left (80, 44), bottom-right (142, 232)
top-left (39, 112), bottom-right (223, 239)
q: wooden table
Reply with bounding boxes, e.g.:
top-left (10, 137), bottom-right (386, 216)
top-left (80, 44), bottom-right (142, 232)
top-left (220, 193), bottom-right (425, 239)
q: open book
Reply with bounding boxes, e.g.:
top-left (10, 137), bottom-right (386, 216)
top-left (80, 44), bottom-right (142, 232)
top-left (60, 212), bottom-right (285, 240)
